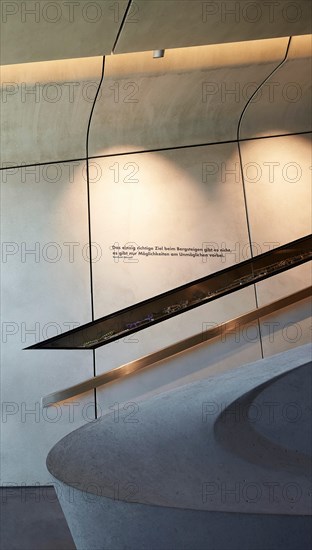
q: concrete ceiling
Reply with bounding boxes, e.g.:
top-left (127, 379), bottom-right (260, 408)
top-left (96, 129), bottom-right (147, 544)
top-left (115, 0), bottom-right (312, 53)
top-left (0, 0), bottom-right (311, 65)
top-left (0, 0), bottom-right (129, 65)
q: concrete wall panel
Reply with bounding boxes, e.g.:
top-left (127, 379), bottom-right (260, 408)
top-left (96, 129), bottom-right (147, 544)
top-left (1, 31), bottom-right (310, 486)
top-left (89, 40), bottom-right (288, 155)
top-left (240, 35), bottom-right (312, 138)
top-left (240, 133), bottom-right (312, 355)
top-left (240, 133), bottom-right (311, 253)
top-left (0, 161), bottom-right (94, 484)
top-left (89, 143), bottom-right (251, 316)
top-left (0, 56), bottom-right (103, 165)
top-left (89, 143), bottom-right (262, 407)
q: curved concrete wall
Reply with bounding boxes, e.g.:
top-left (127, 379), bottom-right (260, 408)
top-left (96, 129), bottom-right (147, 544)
top-left (215, 362), bottom-right (312, 470)
top-left (89, 39), bottom-right (289, 154)
top-left (239, 131), bottom-right (311, 355)
top-left (0, 57), bottom-right (104, 165)
top-left (51, 485), bottom-right (312, 550)
top-left (249, 363), bottom-right (312, 455)
top-left (240, 35), bottom-right (312, 138)
top-left (0, 34), bottom-right (311, 484)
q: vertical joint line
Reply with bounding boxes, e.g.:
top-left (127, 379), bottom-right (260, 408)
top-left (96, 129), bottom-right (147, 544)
top-left (86, 56), bottom-right (106, 419)
top-left (112, 0), bottom-right (134, 53)
top-left (236, 37), bottom-right (292, 358)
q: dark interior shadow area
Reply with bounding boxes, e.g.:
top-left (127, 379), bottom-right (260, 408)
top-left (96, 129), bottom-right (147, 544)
top-left (0, 487), bottom-right (75, 550)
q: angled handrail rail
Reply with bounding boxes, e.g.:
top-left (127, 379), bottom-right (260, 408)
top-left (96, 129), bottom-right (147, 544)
top-left (42, 286), bottom-right (311, 407)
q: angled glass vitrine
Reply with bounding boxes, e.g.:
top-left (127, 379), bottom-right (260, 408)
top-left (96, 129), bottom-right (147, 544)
top-left (27, 234), bottom-right (312, 350)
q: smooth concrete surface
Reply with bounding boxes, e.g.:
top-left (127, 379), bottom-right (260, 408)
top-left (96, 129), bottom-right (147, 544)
top-left (240, 132), bottom-right (312, 355)
top-left (1, 7), bottom-right (311, 492)
top-left (1, 0), bottom-right (310, 65)
top-left (50, 485), bottom-right (312, 550)
top-left (0, 0), bottom-right (128, 65)
top-left (214, 362), bottom-right (312, 470)
top-left (0, 161), bottom-right (95, 484)
top-left (90, 143), bottom-right (252, 316)
top-left (240, 35), bottom-right (312, 138)
top-left (94, 309), bottom-right (263, 415)
top-left (241, 134), bottom-right (312, 249)
top-left (89, 40), bottom-right (289, 155)
top-left (1, 39), bottom-right (293, 165)
top-left (47, 344), bottom-right (312, 513)
top-left (0, 486), bottom-right (76, 550)
top-left (47, 344), bottom-right (312, 550)
top-left (89, 141), bottom-right (262, 405)
top-left (246, 363), bottom-right (312, 455)
top-left (115, 0), bottom-right (311, 53)
top-left (2, 33), bottom-right (309, 166)
top-left (90, 137), bottom-right (310, 409)
top-left (0, 56), bottom-right (103, 165)
top-left (259, 293), bottom-right (312, 357)
top-left (2, 127), bottom-right (309, 486)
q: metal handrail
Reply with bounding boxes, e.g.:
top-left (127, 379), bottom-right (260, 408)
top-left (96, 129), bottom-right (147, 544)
top-left (42, 287), bottom-right (311, 407)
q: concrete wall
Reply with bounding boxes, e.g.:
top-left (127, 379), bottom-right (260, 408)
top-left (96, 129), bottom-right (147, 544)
top-left (0, 161), bottom-right (95, 484)
top-left (0, 37), bottom-right (311, 483)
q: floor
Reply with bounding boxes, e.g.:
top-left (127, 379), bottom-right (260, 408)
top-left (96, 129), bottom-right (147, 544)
top-left (0, 487), bottom-right (76, 550)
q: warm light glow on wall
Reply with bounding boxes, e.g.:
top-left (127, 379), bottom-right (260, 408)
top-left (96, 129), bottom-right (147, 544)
top-left (0, 56), bottom-right (103, 85)
top-left (286, 34), bottom-right (312, 58)
top-left (1, 35), bottom-right (303, 83)
top-left (105, 37), bottom-right (290, 78)
top-left (237, 133), bottom-right (312, 243)
top-left (89, 141), bottom-right (249, 310)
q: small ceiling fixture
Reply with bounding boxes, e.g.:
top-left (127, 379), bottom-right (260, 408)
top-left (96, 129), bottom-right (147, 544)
top-left (153, 49), bottom-right (165, 59)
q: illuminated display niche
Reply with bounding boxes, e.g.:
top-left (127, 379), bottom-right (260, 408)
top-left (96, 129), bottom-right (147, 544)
top-left (27, 235), bottom-right (312, 350)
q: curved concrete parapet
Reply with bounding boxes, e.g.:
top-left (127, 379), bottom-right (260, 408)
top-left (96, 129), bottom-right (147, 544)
top-left (214, 362), bottom-right (312, 473)
top-left (250, 363), bottom-right (312, 455)
top-left (47, 344), bottom-right (312, 550)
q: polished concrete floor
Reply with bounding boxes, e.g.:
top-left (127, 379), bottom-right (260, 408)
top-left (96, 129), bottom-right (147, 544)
top-left (0, 487), bottom-right (76, 550)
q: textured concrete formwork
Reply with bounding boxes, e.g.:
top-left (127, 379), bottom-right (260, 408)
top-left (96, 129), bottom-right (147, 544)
top-left (47, 344), bottom-right (312, 550)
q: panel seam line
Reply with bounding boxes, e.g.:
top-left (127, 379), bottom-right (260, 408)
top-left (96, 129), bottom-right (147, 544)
top-left (237, 36), bottom-right (293, 359)
top-left (86, 56), bottom-right (106, 418)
